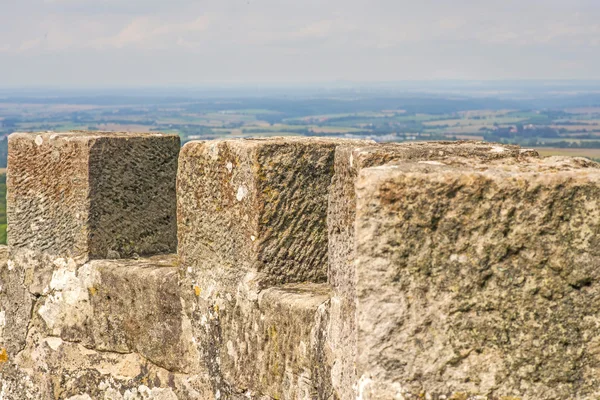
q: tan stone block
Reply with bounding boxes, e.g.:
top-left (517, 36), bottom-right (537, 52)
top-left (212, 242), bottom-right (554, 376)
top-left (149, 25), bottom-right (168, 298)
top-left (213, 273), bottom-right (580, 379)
top-left (177, 137), bottom-right (368, 286)
top-left (188, 279), bottom-right (332, 399)
top-left (354, 157), bottom-right (600, 399)
top-left (327, 141), bottom-right (536, 399)
top-left (8, 131), bottom-right (179, 263)
top-left (35, 255), bottom-right (200, 374)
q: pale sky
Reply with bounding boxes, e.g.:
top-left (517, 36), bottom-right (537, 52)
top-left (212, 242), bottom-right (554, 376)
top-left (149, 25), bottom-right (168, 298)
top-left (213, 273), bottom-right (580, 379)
top-left (1, 0), bottom-right (600, 86)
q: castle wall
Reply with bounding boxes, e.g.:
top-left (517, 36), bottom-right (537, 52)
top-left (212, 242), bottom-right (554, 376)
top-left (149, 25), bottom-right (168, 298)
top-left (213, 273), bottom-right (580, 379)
top-left (1, 132), bottom-right (599, 400)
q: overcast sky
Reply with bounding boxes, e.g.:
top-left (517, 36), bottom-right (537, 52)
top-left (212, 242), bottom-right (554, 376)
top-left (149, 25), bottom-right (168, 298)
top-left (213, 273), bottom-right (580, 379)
top-left (1, 0), bottom-right (600, 86)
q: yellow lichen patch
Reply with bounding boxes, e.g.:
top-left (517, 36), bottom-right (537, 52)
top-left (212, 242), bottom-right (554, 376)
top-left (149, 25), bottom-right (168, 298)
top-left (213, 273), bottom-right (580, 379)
top-left (268, 324), bottom-right (278, 339)
top-left (213, 304), bottom-right (219, 313)
top-left (194, 285), bottom-right (201, 297)
top-left (0, 348), bottom-right (8, 363)
top-left (52, 375), bottom-right (63, 399)
top-left (24, 267), bottom-right (34, 287)
top-left (88, 286), bottom-right (98, 296)
top-left (449, 393), bottom-right (469, 400)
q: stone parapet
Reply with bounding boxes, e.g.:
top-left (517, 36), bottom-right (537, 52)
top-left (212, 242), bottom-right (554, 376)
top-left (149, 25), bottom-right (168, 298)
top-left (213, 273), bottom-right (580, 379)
top-left (2, 133), bottom-right (599, 400)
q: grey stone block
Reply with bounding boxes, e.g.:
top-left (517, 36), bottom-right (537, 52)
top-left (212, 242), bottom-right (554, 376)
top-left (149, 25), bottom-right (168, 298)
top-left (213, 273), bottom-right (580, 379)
top-left (8, 131), bottom-right (179, 263)
top-left (327, 141), bottom-right (537, 399)
top-left (354, 157), bottom-right (600, 399)
top-left (177, 137), bottom-right (368, 286)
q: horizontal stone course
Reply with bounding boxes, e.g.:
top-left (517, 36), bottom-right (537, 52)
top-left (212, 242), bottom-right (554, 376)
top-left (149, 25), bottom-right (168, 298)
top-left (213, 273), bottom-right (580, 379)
top-left (34, 254), bottom-right (200, 374)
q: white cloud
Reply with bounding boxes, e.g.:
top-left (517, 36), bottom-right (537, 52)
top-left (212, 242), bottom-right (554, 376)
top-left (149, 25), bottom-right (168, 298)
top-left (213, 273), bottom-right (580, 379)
top-left (92, 15), bottom-right (211, 49)
top-left (294, 20), bottom-right (345, 39)
top-left (19, 38), bottom-right (43, 52)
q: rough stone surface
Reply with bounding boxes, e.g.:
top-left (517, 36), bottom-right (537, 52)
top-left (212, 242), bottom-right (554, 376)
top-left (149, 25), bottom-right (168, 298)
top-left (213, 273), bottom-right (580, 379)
top-left (178, 137), bottom-right (367, 287)
top-left (177, 137), bottom-right (368, 398)
top-left (327, 141), bottom-right (538, 400)
top-left (0, 246), bottom-right (32, 361)
top-left (32, 255), bottom-right (200, 374)
top-left (354, 156), bottom-right (600, 399)
top-left (4, 131), bottom-right (180, 375)
top-left (254, 284), bottom-right (332, 399)
top-left (184, 276), bottom-right (332, 400)
top-left (5, 329), bottom-right (212, 400)
top-left (6, 133), bottom-right (600, 399)
top-left (329, 141), bottom-right (537, 293)
top-left (8, 131), bottom-right (179, 262)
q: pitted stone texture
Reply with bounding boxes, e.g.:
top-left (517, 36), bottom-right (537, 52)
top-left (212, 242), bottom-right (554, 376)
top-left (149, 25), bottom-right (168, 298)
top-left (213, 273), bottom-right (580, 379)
top-left (30, 255), bottom-right (200, 375)
top-left (178, 137), bottom-right (367, 287)
top-left (327, 141), bottom-right (537, 400)
top-left (0, 246), bottom-right (33, 364)
top-left (8, 132), bottom-right (91, 263)
top-left (186, 271), bottom-right (333, 399)
top-left (6, 331), bottom-right (213, 400)
top-left (329, 141), bottom-right (537, 294)
top-left (237, 284), bottom-right (331, 399)
top-left (354, 157), bottom-right (600, 399)
top-left (8, 131), bottom-right (179, 262)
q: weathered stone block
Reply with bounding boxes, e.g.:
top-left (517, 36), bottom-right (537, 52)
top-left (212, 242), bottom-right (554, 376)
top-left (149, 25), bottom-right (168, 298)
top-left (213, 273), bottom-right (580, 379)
top-left (329, 141), bottom-right (535, 294)
top-left (10, 333), bottom-right (212, 400)
top-left (188, 280), bottom-right (332, 399)
top-left (254, 284), bottom-right (331, 399)
top-left (34, 255), bottom-right (200, 374)
top-left (8, 131), bottom-right (179, 263)
top-left (176, 137), bottom-right (365, 398)
top-left (0, 245), bottom-right (25, 358)
top-left (327, 141), bottom-right (536, 399)
top-left (4, 131), bottom-right (179, 365)
top-left (178, 137), bottom-right (364, 286)
top-left (354, 157), bottom-right (600, 399)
